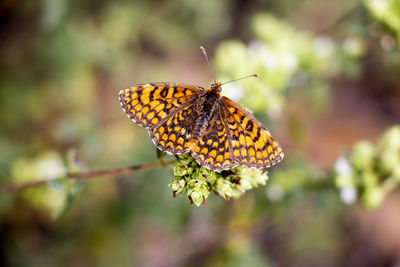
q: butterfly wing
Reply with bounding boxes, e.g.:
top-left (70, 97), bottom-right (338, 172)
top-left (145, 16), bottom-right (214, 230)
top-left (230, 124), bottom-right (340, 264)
top-left (119, 83), bottom-right (203, 129)
top-left (221, 97), bottom-right (284, 168)
top-left (191, 105), bottom-right (237, 171)
top-left (119, 83), bottom-right (204, 155)
top-left (149, 103), bottom-right (199, 154)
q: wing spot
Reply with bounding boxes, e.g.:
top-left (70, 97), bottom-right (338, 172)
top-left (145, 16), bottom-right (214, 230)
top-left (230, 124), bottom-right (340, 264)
top-left (224, 152), bottom-right (231, 160)
top-left (169, 133), bottom-right (177, 142)
top-left (249, 148), bottom-right (255, 157)
top-left (209, 150), bottom-right (217, 158)
top-left (149, 100), bottom-right (160, 109)
top-left (147, 112), bottom-right (155, 120)
top-left (166, 141), bottom-right (174, 149)
top-left (142, 106), bottom-right (150, 115)
top-left (154, 103), bottom-right (165, 112)
top-left (239, 135), bottom-right (246, 145)
top-left (206, 157), bottom-right (214, 164)
top-left (151, 118), bottom-right (159, 124)
top-left (167, 87), bottom-right (175, 98)
top-left (141, 95), bottom-right (150, 105)
top-left (177, 137), bottom-right (184, 145)
top-left (174, 90), bottom-right (184, 98)
top-left (131, 99), bottom-right (139, 107)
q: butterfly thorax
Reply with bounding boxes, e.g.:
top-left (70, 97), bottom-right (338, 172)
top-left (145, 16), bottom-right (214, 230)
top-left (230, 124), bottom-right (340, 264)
top-left (192, 85), bottom-right (221, 139)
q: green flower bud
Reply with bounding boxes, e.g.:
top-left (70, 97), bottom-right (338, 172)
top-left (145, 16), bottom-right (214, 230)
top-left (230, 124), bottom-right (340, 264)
top-left (188, 188), bottom-right (205, 207)
top-left (177, 154), bottom-right (197, 165)
top-left (198, 167), bottom-right (217, 184)
top-left (349, 141), bottom-right (375, 171)
top-left (215, 178), bottom-right (235, 200)
top-left (361, 170), bottom-right (378, 189)
top-left (187, 178), bottom-right (208, 190)
top-left (362, 187), bottom-right (384, 209)
top-left (169, 178), bottom-right (186, 195)
top-left (378, 126), bottom-right (400, 151)
top-left (379, 149), bottom-right (400, 174)
top-left (174, 160), bottom-right (194, 177)
top-left (187, 181), bottom-right (210, 207)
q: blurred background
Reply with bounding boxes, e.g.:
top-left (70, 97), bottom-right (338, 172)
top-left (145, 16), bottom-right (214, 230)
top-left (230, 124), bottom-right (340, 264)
top-left (1, 0), bottom-right (400, 266)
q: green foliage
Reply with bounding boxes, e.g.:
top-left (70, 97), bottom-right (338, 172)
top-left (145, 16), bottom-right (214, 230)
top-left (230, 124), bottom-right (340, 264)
top-left (214, 13), bottom-right (365, 115)
top-left (335, 126), bottom-right (400, 209)
top-left (364, 0), bottom-right (400, 42)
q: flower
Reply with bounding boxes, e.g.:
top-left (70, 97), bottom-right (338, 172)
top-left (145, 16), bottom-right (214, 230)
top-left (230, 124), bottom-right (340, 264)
top-left (170, 154), bottom-right (272, 206)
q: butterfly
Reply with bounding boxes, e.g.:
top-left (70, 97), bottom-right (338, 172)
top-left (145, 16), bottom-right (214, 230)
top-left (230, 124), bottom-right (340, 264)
top-left (119, 48), bottom-right (283, 171)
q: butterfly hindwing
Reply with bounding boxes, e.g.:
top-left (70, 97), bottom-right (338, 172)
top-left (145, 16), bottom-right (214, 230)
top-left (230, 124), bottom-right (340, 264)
top-left (191, 106), bottom-right (236, 170)
top-left (119, 83), bottom-right (203, 129)
top-left (149, 103), bottom-right (197, 154)
top-left (222, 97), bottom-right (284, 168)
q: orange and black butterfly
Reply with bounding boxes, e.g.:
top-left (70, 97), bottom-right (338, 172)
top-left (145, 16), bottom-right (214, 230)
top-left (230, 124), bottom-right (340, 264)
top-left (119, 47), bottom-right (284, 171)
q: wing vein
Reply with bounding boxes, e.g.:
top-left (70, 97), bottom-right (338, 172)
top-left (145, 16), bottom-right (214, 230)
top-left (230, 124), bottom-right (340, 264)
top-left (221, 101), bottom-right (253, 163)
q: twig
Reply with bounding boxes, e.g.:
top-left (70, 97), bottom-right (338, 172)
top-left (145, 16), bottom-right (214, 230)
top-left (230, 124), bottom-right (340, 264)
top-left (0, 160), bottom-right (174, 194)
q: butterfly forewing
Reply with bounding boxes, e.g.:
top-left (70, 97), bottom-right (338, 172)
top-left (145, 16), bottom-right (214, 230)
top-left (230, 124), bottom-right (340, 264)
top-left (150, 103), bottom-right (197, 154)
top-left (222, 97), bottom-right (283, 168)
top-left (119, 83), bottom-right (203, 129)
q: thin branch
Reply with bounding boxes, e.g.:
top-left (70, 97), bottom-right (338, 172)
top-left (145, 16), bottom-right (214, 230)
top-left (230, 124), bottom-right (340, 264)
top-left (0, 160), bottom-right (174, 194)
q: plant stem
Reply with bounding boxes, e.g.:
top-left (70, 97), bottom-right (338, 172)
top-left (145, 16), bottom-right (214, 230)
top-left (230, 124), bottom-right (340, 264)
top-left (0, 160), bottom-right (174, 194)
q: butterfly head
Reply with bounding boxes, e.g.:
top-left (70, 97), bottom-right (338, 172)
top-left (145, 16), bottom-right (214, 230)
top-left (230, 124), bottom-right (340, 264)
top-left (210, 81), bottom-right (223, 92)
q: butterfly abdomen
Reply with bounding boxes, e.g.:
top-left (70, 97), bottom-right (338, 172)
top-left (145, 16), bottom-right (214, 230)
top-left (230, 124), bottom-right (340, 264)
top-left (192, 91), bottom-right (220, 139)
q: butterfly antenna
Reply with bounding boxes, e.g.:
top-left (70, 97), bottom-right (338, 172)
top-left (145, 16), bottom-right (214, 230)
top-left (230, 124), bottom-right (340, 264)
top-left (221, 74), bottom-right (259, 86)
top-left (200, 46), bottom-right (216, 84)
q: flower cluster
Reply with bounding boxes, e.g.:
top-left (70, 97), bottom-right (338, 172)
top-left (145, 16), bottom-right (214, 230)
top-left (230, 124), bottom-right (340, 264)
top-left (169, 154), bottom-right (269, 207)
top-left (334, 126), bottom-right (400, 208)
